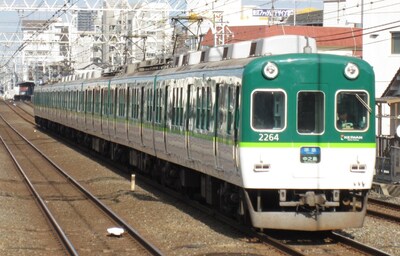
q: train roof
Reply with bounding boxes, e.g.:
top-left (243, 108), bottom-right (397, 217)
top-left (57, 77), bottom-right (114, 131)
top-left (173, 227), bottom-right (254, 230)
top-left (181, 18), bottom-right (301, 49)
top-left (51, 35), bottom-right (317, 85)
top-left (16, 81), bottom-right (35, 86)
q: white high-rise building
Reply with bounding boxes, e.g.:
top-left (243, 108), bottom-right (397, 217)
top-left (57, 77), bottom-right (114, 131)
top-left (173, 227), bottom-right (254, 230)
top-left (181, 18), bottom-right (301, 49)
top-left (21, 18), bottom-right (70, 83)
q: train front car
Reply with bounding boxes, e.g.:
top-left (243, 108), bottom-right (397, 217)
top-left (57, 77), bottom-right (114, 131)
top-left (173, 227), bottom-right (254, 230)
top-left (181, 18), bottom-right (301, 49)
top-left (239, 53), bottom-right (375, 231)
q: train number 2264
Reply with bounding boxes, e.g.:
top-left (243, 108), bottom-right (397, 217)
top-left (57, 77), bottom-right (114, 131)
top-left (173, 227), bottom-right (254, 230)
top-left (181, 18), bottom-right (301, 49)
top-left (258, 133), bottom-right (279, 141)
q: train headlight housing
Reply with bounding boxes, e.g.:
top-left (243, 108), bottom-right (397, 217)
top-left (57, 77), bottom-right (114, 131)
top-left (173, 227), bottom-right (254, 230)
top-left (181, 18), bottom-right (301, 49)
top-left (344, 62), bottom-right (359, 80)
top-left (263, 62), bottom-right (279, 79)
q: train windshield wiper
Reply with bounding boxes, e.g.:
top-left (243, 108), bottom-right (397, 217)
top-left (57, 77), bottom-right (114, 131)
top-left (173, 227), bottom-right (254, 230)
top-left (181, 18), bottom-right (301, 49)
top-left (355, 93), bottom-right (372, 114)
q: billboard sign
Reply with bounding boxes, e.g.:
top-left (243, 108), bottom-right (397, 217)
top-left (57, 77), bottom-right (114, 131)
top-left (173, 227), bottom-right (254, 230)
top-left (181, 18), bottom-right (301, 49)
top-left (252, 9), bottom-right (294, 18)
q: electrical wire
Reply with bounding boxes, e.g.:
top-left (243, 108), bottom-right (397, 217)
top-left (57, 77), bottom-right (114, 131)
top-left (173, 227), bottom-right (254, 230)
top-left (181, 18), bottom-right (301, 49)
top-left (3, 0), bottom-right (400, 73)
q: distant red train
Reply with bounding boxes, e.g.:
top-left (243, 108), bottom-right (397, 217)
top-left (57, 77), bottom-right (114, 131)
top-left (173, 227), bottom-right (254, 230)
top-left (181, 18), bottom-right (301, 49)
top-left (14, 81), bottom-right (35, 101)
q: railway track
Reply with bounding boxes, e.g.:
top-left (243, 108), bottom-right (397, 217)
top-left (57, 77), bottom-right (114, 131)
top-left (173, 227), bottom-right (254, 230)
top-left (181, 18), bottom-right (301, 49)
top-left (0, 111), bottom-right (163, 255)
top-left (264, 230), bottom-right (390, 256)
top-left (3, 100), bottom-right (35, 125)
top-left (367, 197), bottom-right (400, 223)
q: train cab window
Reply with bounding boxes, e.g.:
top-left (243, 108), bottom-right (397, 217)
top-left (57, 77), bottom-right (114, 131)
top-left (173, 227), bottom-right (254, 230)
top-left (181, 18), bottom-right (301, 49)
top-left (297, 91), bottom-right (324, 134)
top-left (251, 90), bottom-right (286, 130)
top-left (336, 91), bottom-right (370, 131)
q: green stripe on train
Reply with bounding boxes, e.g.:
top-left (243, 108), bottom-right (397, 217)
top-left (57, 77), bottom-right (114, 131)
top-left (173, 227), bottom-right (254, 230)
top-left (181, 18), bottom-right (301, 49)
top-left (239, 142), bottom-right (376, 148)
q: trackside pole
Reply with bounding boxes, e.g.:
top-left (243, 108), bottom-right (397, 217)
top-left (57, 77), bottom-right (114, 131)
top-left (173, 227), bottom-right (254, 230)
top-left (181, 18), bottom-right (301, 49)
top-left (131, 174), bottom-right (136, 191)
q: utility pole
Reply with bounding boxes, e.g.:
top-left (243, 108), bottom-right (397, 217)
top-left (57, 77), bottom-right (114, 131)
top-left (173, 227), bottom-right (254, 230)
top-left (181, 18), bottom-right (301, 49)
top-left (293, 0), bottom-right (296, 26)
top-left (271, 0), bottom-right (275, 25)
top-left (361, 0), bottom-right (364, 28)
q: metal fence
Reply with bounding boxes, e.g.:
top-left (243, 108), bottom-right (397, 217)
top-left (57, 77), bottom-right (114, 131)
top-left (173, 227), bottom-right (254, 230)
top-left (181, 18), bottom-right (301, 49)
top-left (375, 146), bottom-right (400, 183)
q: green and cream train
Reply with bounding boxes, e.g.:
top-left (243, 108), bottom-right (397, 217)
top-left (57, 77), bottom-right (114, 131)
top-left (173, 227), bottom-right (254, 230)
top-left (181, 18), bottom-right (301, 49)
top-left (34, 35), bottom-right (376, 231)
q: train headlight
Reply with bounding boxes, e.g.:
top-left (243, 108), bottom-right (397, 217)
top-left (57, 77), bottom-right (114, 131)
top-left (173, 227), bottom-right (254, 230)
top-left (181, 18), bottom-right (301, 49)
top-left (263, 62), bottom-right (279, 79)
top-left (344, 62), bottom-right (359, 80)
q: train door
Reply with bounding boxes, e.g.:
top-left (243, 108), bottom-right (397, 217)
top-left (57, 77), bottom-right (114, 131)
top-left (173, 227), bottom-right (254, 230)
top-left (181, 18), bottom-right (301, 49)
top-left (83, 90), bottom-right (89, 130)
top-left (115, 84), bottom-right (128, 141)
top-left (139, 85), bottom-right (145, 146)
top-left (294, 90), bottom-right (325, 178)
top-left (59, 90), bottom-right (64, 123)
top-left (101, 83), bottom-right (111, 139)
top-left (68, 90), bottom-right (73, 126)
top-left (185, 83), bottom-right (193, 160)
top-left (141, 82), bottom-right (155, 151)
top-left (153, 81), bottom-right (168, 156)
top-left (61, 89), bottom-right (67, 125)
top-left (127, 83), bottom-right (142, 147)
top-left (93, 86), bottom-right (101, 133)
top-left (215, 83), bottom-right (240, 172)
top-left (163, 85), bottom-right (169, 154)
top-left (88, 88), bottom-right (94, 132)
top-left (73, 89), bottom-right (79, 128)
top-left (111, 86), bottom-right (117, 138)
top-left (188, 78), bottom-right (215, 168)
top-left (77, 86), bottom-right (85, 130)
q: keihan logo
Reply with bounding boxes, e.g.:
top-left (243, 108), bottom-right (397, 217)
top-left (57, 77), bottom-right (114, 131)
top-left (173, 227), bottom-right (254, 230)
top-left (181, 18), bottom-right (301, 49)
top-left (341, 135), bottom-right (363, 141)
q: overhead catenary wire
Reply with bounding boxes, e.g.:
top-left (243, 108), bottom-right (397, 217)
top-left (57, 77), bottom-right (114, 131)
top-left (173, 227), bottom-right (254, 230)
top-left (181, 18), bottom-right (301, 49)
top-left (3, 0), bottom-right (400, 73)
top-left (1, 0), bottom-right (79, 69)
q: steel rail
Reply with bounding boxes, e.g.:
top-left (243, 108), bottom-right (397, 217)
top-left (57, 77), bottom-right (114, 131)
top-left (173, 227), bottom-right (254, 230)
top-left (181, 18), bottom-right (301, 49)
top-left (3, 101), bottom-right (36, 125)
top-left (331, 231), bottom-right (391, 256)
top-left (367, 197), bottom-right (400, 223)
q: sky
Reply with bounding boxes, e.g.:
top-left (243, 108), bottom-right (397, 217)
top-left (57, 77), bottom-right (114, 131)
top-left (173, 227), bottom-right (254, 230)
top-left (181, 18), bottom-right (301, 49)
top-left (0, 0), bottom-right (325, 68)
top-left (0, 0), bottom-right (325, 33)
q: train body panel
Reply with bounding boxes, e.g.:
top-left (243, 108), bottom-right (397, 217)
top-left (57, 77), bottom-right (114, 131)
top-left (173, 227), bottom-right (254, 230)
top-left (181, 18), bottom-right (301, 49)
top-left (240, 147), bottom-right (375, 189)
top-left (34, 36), bottom-right (376, 231)
top-left (237, 53), bottom-right (375, 230)
top-left (14, 81), bottom-right (35, 101)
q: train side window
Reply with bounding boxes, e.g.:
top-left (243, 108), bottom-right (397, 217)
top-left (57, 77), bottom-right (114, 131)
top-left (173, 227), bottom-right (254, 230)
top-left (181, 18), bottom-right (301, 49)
top-left (78, 90), bottom-right (84, 113)
top-left (145, 87), bottom-right (153, 122)
top-left (172, 86), bottom-right (185, 127)
top-left (94, 88), bottom-right (100, 114)
top-left (227, 85), bottom-right (240, 135)
top-left (87, 90), bottom-right (93, 113)
top-left (74, 91), bottom-right (78, 111)
top-left (110, 88), bottom-right (116, 117)
top-left (195, 86), bottom-right (212, 130)
top-left (336, 91), bottom-right (369, 131)
top-left (297, 91), bottom-right (324, 134)
top-left (172, 87), bottom-right (176, 125)
top-left (251, 90), bottom-right (286, 131)
top-left (102, 88), bottom-right (108, 116)
top-left (195, 87), bottom-right (200, 129)
top-left (155, 87), bottom-right (164, 124)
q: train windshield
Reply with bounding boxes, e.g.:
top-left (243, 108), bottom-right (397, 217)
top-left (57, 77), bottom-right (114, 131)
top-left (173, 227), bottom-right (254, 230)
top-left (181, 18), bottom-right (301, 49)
top-left (336, 91), bottom-right (369, 131)
top-left (251, 90), bottom-right (286, 130)
top-left (297, 91), bottom-right (325, 134)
